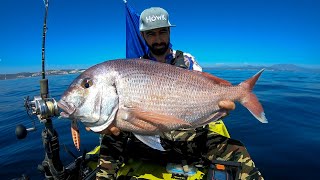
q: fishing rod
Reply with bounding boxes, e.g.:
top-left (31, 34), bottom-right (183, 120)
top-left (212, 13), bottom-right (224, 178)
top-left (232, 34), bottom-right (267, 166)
top-left (15, 1), bottom-right (99, 179)
top-left (15, 0), bottom-right (65, 179)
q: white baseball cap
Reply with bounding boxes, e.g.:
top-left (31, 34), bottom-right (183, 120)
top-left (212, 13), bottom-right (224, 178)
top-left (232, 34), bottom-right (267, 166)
top-left (139, 7), bottom-right (175, 31)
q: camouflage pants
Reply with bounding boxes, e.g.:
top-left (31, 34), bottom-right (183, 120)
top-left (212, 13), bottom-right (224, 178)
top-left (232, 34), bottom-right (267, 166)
top-left (96, 127), bottom-right (264, 180)
top-left (204, 133), bottom-right (264, 180)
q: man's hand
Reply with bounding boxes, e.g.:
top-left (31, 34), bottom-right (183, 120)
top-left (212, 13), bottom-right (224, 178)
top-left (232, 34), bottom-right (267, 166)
top-left (85, 124), bottom-right (120, 136)
top-left (218, 100), bottom-right (236, 111)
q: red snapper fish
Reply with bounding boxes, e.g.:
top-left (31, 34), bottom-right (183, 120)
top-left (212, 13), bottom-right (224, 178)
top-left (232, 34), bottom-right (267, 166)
top-left (58, 59), bottom-right (267, 151)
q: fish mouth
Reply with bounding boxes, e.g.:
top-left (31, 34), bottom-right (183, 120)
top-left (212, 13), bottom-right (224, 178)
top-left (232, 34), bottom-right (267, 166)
top-left (57, 100), bottom-right (76, 118)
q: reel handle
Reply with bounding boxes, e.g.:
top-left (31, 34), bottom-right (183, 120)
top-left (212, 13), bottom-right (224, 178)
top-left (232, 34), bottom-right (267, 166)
top-left (15, 124), bottom-right (36, 139)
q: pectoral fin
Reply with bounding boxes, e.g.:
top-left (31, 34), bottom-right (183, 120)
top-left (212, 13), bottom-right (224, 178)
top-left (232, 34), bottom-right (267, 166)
top-left (122, 107), bottom-right (192, 131)
top-left (196, 109), bottom-right (228, 127)
top-left (133, 133), bottom-right (165, 151)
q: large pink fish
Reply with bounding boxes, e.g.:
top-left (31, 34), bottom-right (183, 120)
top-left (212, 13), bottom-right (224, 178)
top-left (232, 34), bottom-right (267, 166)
top-left (58, 59), bottom-right (267, 151)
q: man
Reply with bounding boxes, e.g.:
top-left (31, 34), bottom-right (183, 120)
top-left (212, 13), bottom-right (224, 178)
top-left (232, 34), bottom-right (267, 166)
top-left (95, 7), bottom-right (263, 180)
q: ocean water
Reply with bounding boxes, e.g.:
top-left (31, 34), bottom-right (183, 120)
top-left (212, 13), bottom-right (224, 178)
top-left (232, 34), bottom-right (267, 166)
top-left (0, 69), bottom-right (319, 179)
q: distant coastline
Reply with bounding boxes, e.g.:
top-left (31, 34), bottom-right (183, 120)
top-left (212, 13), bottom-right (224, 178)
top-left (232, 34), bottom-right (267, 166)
top-left (0, 69), bottom-right (85, 80)
top-left (1, 64), bottom-right (319, 80)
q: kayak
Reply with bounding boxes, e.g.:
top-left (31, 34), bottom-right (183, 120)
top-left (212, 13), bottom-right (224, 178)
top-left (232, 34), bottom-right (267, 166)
top-left (82, 120), bottom-right (231, 180)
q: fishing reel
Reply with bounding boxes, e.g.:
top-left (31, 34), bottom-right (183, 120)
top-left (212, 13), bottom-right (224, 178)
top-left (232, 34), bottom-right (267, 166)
top-left (24, 95), bottom-right (59, 120)
top-left (15, 95), bottom-right (60, 139)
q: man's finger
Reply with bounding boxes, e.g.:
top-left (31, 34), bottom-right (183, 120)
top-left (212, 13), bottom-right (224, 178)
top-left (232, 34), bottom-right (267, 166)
top-left (85, 127), bottom-right (91, 131)
top-left (97, 124), bottom-right (121, 136)
top-left (109, 126), bottom-right (120, 136)
top-left (219, 100), bottom-right (235, 110)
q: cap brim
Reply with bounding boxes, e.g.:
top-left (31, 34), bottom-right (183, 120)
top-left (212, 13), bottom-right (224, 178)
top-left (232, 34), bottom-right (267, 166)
top-left (140, 25), bottom-right (176, 32)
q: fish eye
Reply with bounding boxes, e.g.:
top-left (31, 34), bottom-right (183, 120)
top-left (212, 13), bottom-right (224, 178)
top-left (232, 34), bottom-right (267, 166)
top-left (81, 78), bottom-right (93, 89)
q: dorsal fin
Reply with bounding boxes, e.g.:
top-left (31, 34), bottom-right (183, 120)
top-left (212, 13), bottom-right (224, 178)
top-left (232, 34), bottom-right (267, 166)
top-left (197, 72), bottom-right (232, 86)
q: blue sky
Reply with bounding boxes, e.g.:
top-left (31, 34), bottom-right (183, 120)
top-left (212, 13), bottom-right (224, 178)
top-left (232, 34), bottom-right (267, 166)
top-left (1, 0), bottom-right (319, 73)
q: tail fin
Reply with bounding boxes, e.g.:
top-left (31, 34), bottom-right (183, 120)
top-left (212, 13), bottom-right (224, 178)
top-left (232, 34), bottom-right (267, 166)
top-left (239, 69), bottom-right (268, 123)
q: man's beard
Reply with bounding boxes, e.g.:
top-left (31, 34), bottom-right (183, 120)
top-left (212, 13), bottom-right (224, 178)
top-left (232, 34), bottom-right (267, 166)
top-left (147, 42), bottom-right (169, 56)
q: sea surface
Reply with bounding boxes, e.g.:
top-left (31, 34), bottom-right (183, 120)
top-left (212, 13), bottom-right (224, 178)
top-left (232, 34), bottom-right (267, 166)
top-left (0, 69), bottom-right (319, 179)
